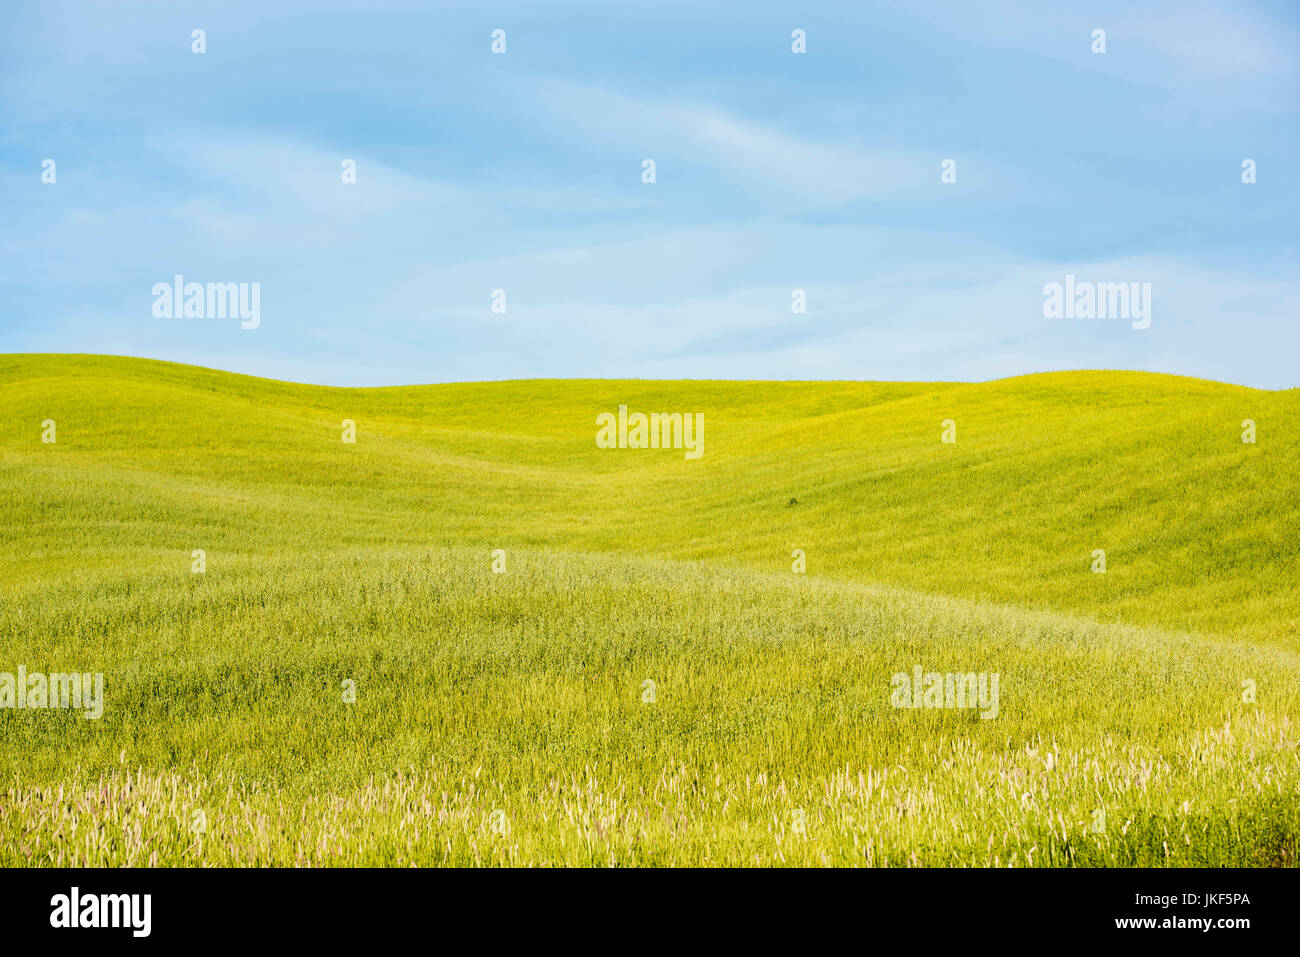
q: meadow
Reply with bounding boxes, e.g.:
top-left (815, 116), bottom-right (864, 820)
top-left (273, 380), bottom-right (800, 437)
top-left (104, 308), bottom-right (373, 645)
top-left (0, 353), bottom-right (1296, 866)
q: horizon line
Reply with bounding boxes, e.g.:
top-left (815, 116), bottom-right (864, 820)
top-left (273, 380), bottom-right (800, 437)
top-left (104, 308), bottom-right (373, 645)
top-left (1, 352), bottom-right (1290, 394)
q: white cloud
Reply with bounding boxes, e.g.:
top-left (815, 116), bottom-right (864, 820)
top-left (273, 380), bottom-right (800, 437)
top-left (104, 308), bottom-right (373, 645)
top-left (508, 77), bottom-right (937, 206)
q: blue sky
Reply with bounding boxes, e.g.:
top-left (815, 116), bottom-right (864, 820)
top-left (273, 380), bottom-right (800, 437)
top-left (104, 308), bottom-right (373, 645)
top-left (1, 0), bottom-right (1297, 387)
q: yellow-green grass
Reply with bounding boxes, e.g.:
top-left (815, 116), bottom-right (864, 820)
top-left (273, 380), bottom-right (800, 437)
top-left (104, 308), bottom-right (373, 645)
top-left (0, 354), bottom-right (1296, 866)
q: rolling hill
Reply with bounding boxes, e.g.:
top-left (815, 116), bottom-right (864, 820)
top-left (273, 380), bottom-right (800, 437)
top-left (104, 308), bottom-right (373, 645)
top-left (0, 353), bottom-right (1296, 865)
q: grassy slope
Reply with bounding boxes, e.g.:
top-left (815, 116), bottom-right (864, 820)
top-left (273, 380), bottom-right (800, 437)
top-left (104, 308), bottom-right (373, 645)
top-left (0, 354), bottom-right (1297, 866)
top-left (3, 354), bottom-right (1296, 640)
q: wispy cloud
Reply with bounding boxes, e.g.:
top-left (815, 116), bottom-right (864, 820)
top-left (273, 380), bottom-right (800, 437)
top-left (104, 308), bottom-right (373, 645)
top-left (508, 77), bottom-right (936, 207)
top-left (0, 0), bottom-right (1296, 388)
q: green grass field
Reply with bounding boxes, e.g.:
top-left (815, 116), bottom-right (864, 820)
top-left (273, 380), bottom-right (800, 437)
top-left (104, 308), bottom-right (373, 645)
top-left (1, 353), bottom-right (1297, 866)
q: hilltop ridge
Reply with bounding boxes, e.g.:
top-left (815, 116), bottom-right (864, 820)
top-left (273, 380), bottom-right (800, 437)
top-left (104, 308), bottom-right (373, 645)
top-left (2, 353), bottom-right (1296, 643)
